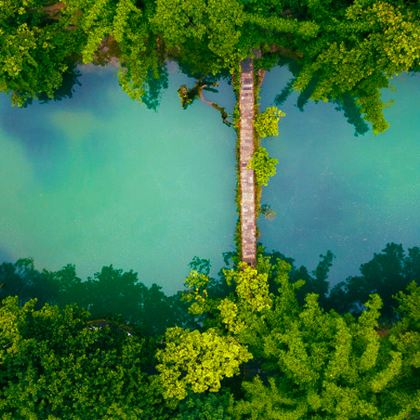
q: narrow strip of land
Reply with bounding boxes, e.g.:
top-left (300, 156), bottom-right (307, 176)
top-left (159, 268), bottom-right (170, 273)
top-left (239, 58), bottom-right (257, 266)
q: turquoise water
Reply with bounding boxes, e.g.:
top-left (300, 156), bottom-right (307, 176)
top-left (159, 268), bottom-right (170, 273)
top-left (1, 64), bottom-right (418, 293)
top-left (0, 64), bottom-right (236, 295)
top-left (259, 67), bottom-right (419, 283)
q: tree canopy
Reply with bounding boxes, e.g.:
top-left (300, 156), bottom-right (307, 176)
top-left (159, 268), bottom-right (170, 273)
top-left (0, 247), bottom-right (418, 417)
top-left (0, 296), bottom-right (167, 418)
top-left (1, 0), bottom-right (418, 131)
top-left (0, 0), bottom-right (85, 105)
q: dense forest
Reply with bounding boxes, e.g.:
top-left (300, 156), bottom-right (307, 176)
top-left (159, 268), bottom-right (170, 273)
top-left (1, 0), bottom-right (418, 132)
top-left (0, 244), bottom-right (419, 417)
top-left (1, 0), bottom-right (419, 417)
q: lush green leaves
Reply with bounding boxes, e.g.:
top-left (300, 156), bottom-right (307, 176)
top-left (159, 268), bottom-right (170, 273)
top-left (228, 260), bottom-right (417, 418)
top-left (255, 106), bottom-right (286, 138)
top-left (152, 0), bottom-right (244, 75)
top-left (156, 327), bottom-right (252, 400)
top-left (248, 146), bottom-right (278, 186)
top-left (0, 0), bottom-right (84, 105)
top-left (0, 253), bottom-right (418, 417)
top-left (0, 296), bottom-right (166, 418)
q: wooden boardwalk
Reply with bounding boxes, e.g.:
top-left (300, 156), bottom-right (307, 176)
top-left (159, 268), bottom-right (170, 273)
top-left (239, 59), bottom-right (257, 266)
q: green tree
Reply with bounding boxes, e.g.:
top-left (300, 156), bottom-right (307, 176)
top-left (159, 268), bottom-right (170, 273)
top-left (255, 106), bottom-right (286, 138)
top-left (63, 0), bottom-right (168, 103)
top-left (156, 326), bottom-right (252, 401)
top-left (151, 0), bottom-right (244, 77)
top-left (328, 243), bottom-right (420, 319)
top-left (0, 296), bottom-right (168, 418)
top-left (175, 391), bottom-right (233, 420)
top-left (0, 0), bottom-right (85, 105)
top-left (248, 146), bottom-right (278, 186)
top-left (160, 257), bottom-right (419, 418)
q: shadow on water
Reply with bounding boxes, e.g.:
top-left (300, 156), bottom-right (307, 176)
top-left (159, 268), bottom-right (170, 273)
top-left (0, 247), bottom-right (12, 264)
top-left (272, 61), bottom-right (370, 136)
top-left (38, 66), bottom-right (82, 104)
top-left (0, 67), bottom-right (86, 158)
top-left (0, 65), bottom-right (119, 159)
top-left (141, 65), bottom-right (169, 111)
top-left (0, 103), bottom-right (66, 158)
top-left (1, 243), bottom-right (418, 326)
top-left (48, 63), bottom-right (170, 113)
top-left (332, 94), bottom-right (369, 136)
top-left (0, 258), bottom-right (191, 336)
top-left (263, 242), bottom-right (420, 321)
top-left (49, 66), bottom-right (120, 117)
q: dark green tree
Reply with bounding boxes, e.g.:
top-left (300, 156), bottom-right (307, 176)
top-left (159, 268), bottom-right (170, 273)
top-left (0, 0), bottom-right (85, 105)
top-left (0, 259), bottom-right (189, 336)
top-left (157, 257), bottom-right (419, 418)
top-left (0, 296), bottom-right (168, 418)
top-left (63, 0), bottom-right (168, 104)
top-left (328, 243), bottom-right (420, 319)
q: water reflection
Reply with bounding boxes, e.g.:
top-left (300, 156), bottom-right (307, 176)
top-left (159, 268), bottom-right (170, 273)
top-left (259, 68), bottom-right (420, 287)
top-left (0, 65), bottom-right (236, 294)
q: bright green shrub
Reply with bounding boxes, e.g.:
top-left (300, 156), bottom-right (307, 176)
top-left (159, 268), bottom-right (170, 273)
top-left (255, 106), bottom-right (286, 138)
top-left (247, 147), bottom-right (278, 186)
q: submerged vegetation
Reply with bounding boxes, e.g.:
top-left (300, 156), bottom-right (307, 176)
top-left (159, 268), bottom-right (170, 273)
top-left (0, 243), bottom-right (419, 417)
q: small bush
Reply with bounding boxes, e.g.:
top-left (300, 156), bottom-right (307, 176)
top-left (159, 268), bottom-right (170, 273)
top-left (255, 106), bottom-right (286, 138)
top-left (247, 147), bottom-right (278, 186)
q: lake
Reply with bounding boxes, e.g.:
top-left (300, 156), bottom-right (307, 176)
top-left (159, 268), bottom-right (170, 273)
top-left (259, 67), bottom-right (419, 283)
top-left (0, 64), bottom-right (418, 293)
top-left (0, 64), bottom-right (236, 295)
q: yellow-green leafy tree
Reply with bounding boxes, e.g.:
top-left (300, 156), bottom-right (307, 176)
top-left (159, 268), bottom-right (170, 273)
top-left (158, 257), bottom-right (420, 418)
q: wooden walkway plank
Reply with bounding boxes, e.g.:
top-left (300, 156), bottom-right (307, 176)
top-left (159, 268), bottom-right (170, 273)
top-left (239, 58), bottom-right (257, 266)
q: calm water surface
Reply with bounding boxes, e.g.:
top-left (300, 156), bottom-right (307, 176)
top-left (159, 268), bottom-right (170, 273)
top-left (0, 64), bottom-right (418, 293)
top-left (0, 65), bottom-right (236, 295)
top-left (259, 67), bottom-right (419, 283)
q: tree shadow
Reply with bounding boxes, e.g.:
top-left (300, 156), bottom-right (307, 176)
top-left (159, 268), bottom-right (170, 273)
top-left (260, 242), bottom-right (419, 321)
top-left (0, 259), bottom-right (190, 336)
top-left (0, 247), bottom-right (12, 263)
top-left (332, 94), bottom-right (369, 136)
top-left (327, 243), bottom-right (420, 320)
top-left (141, 65), bottom-right (169, 111)
top-left (1, 243), bottom-right (417, 333)
top-left (272, 60), bottom-right (371, 136)
top-left (38, 66), bottom-right (82, 104)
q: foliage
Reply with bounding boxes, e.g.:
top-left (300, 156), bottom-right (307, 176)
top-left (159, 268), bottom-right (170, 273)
top-left (0, 251), bottom-right (419, 417)
top-left (155, 255), bottom-right (419, 417)
top-left (156, 326), bottom-right (252, 400)
top-left (151, 0), bottom-right (244, 76)
top-left (224, 262), bottom-right (272, 314)
top-left (183, 269), bottom-right (212, 316)
top-left (0, 296), bottom-right (167, 418)
top-left (255, 106), bottom-right (286, 138)
top-left (0, 0), bottom-right (85, 105)
top-left (328, 243), bottom-right (420, 320)
top-left (186, 257), bottom-right (419, 418)
top-left (248, 146), bottom-right (278, 186)
top-left (385, 282), bottom-right (420, 416)
top-left (0, 259), bottom-right (189, 336)
top-left (175, 391), bottom-right (233, 420)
